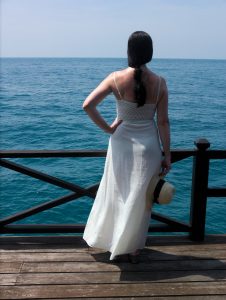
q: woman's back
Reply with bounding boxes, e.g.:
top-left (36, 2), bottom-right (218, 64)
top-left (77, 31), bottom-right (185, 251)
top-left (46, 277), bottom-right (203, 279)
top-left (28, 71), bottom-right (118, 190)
top-left (112, 66), bottom-right (161, 105)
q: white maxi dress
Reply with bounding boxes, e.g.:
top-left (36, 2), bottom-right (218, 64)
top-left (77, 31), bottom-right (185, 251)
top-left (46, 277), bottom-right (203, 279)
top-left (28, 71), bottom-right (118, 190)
top-left (83, 75), bottom-right (162, 260)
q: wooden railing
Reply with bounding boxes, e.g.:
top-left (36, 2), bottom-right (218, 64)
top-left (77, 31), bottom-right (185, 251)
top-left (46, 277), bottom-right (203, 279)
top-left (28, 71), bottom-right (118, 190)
top-left (0, 138), bottom-right (225, 241)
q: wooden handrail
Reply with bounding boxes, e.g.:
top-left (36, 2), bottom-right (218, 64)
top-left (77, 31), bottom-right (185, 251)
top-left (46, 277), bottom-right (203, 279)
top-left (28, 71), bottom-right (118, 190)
top-left (0, 149), bottom-right (195, 163)
top-left (0, 138), bottom-right (225, 239)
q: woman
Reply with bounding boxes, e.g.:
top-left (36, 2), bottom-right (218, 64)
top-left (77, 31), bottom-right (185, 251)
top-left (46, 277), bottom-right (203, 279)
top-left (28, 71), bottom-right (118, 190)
top-left (82, 31), bottom-right (171, 263)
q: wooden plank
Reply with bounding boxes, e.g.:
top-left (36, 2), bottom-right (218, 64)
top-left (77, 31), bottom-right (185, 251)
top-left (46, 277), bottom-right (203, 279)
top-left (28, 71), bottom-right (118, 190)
top-left (1, 234), bottom-right (226, 246)
top-left (0, 245), bottom-right (89, 252)
top-left (0, 235), bottom-right (88, 246)
top-left (1, 249), bottom-right (226, 262)
top-left (0, 281), bottom-right (226, 299)
top-left (0, 274), bottom-right (17, 285)
top-left (1, 242), bottom-right (226, 253)
top-left (15, 269), bottom-right (226, 285)
top-left (21, 259), bottom-right (226, 273)
top-left (142, 249), bottom-right (226, 261)
top-left (145, 244), bottom-right (226, 251)
top-left (38, 297), bottom-right (226, 300)
top-left (0, 252), bottom-right (93, 262)
top-left (0, 262), bottom-right (22, 273)
top-left (145, 234), bottom-right (226, 245)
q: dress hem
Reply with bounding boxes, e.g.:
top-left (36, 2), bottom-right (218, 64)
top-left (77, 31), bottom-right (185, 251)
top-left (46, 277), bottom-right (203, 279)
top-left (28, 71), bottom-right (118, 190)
top-left (83, 236), bottom-right (146, 261)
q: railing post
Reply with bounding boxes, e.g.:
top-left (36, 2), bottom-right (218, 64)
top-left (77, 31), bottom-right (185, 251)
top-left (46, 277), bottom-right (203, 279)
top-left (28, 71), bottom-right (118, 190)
top-left (190, 138), bottom-right (210, 241)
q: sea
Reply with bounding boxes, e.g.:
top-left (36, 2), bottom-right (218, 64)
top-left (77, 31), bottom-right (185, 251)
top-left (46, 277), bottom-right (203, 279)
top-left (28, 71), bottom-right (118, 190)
top-left (1, 58), bottom-right (226, 235)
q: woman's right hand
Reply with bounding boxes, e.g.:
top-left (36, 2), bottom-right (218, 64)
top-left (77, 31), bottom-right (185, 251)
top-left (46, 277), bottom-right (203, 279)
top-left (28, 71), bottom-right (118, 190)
top-left (159, 155), bottom-right (171, 177)
top-left (108, 118), bottom-right (123, 134)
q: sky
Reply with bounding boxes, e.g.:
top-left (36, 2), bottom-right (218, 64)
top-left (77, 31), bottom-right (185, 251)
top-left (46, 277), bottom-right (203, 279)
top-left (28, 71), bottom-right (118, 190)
top-left (1, 0), bottom-right (226, 59)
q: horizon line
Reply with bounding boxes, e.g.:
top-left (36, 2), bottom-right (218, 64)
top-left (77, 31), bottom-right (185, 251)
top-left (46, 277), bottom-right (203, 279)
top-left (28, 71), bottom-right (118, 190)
top-left (1, 56), bottom-right (226, 60)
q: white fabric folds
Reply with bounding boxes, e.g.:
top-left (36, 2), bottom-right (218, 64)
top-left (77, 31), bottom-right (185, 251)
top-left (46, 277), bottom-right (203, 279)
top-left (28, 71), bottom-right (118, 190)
top-left (83, 99), bottom-right (162, 260)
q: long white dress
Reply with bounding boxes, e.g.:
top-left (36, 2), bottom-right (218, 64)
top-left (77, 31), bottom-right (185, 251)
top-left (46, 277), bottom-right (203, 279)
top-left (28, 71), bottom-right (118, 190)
top-left (83, 79), bottom-right (162, 260)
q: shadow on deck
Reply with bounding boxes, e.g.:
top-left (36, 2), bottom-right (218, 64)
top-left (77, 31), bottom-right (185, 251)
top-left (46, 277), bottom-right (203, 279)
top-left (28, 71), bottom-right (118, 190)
top-left (0, 234), bottom-right (226, 299)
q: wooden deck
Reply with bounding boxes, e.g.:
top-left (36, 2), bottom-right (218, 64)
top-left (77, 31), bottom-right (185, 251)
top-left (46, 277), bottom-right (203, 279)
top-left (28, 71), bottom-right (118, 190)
top-left (0, 234), bottom-right (226, 299)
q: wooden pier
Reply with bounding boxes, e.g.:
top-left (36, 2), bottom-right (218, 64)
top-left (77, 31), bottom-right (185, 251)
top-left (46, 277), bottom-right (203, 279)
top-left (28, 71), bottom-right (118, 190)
top-left (1, 234), bottom-right (226, 299)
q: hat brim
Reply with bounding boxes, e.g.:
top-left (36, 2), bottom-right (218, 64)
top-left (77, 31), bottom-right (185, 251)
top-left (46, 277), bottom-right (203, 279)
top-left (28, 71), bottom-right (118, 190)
top-left (146, 175), bottom-right (175, 209)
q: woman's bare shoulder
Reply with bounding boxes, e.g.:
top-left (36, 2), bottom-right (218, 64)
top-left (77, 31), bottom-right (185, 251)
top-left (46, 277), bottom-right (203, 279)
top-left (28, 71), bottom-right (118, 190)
top-left (148, 70), bottom-right (164, 80)
top-left (150, 71), bottom-right (167, 88)
top-left (105, 68), bottom-right (128, 80)
top-left (113, 68), bottom-right (131, 76)
top-left (111, 68), bottom-right (134, 84)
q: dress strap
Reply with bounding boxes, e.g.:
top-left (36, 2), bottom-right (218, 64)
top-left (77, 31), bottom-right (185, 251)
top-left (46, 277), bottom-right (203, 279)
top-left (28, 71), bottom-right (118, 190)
top-left (156, 76), bottom-right (161, 105)
top-left (113, 72), bottom-right (123, 100)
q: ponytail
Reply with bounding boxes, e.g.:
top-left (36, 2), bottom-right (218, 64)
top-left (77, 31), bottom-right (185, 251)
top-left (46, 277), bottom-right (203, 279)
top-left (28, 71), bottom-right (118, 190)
top-left (127, 31), bottom-right (153, 107)
top-left (134, 67), bottom-right (146, 107)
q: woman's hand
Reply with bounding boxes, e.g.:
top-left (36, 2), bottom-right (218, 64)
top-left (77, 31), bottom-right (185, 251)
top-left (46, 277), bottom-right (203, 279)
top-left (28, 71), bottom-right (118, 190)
top-left (107, 118), bottom-right (123, 134)
top-left (159, 155), bottom-right (171, 177)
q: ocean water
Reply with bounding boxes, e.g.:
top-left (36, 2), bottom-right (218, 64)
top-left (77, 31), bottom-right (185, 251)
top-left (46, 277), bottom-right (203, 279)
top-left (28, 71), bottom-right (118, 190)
top-left (0, 58), bottom-right (226, 235)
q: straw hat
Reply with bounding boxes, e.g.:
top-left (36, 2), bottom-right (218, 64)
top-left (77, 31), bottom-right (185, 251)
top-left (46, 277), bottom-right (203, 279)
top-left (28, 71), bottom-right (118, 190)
top-left (146, 174), bottom-right (175, 210)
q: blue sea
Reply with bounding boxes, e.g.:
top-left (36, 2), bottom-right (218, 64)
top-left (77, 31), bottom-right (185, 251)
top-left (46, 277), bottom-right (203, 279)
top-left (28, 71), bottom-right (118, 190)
top-left (1, 58), bottom-right (226, 235)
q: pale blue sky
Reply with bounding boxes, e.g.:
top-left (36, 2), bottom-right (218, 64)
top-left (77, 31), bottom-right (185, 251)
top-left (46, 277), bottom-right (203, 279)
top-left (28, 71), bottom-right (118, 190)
top-left (1, 0), bottom-right (226, 59)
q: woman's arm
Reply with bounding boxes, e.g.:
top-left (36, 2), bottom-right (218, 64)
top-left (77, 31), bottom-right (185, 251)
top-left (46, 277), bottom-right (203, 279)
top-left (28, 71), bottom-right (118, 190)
top-left (82, 73), bottom-right (122, 134)
top-left (156, 78), bottom-right (171, 175)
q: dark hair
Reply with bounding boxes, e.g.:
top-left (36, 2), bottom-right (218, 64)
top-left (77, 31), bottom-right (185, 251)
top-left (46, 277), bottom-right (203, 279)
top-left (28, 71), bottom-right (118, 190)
top-left (127, 31), bottom-right (153, 107)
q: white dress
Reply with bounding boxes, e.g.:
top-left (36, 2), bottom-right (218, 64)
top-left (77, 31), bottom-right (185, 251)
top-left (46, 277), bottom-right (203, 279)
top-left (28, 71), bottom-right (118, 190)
top-left (83, 76), bottom-right (162, 260)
